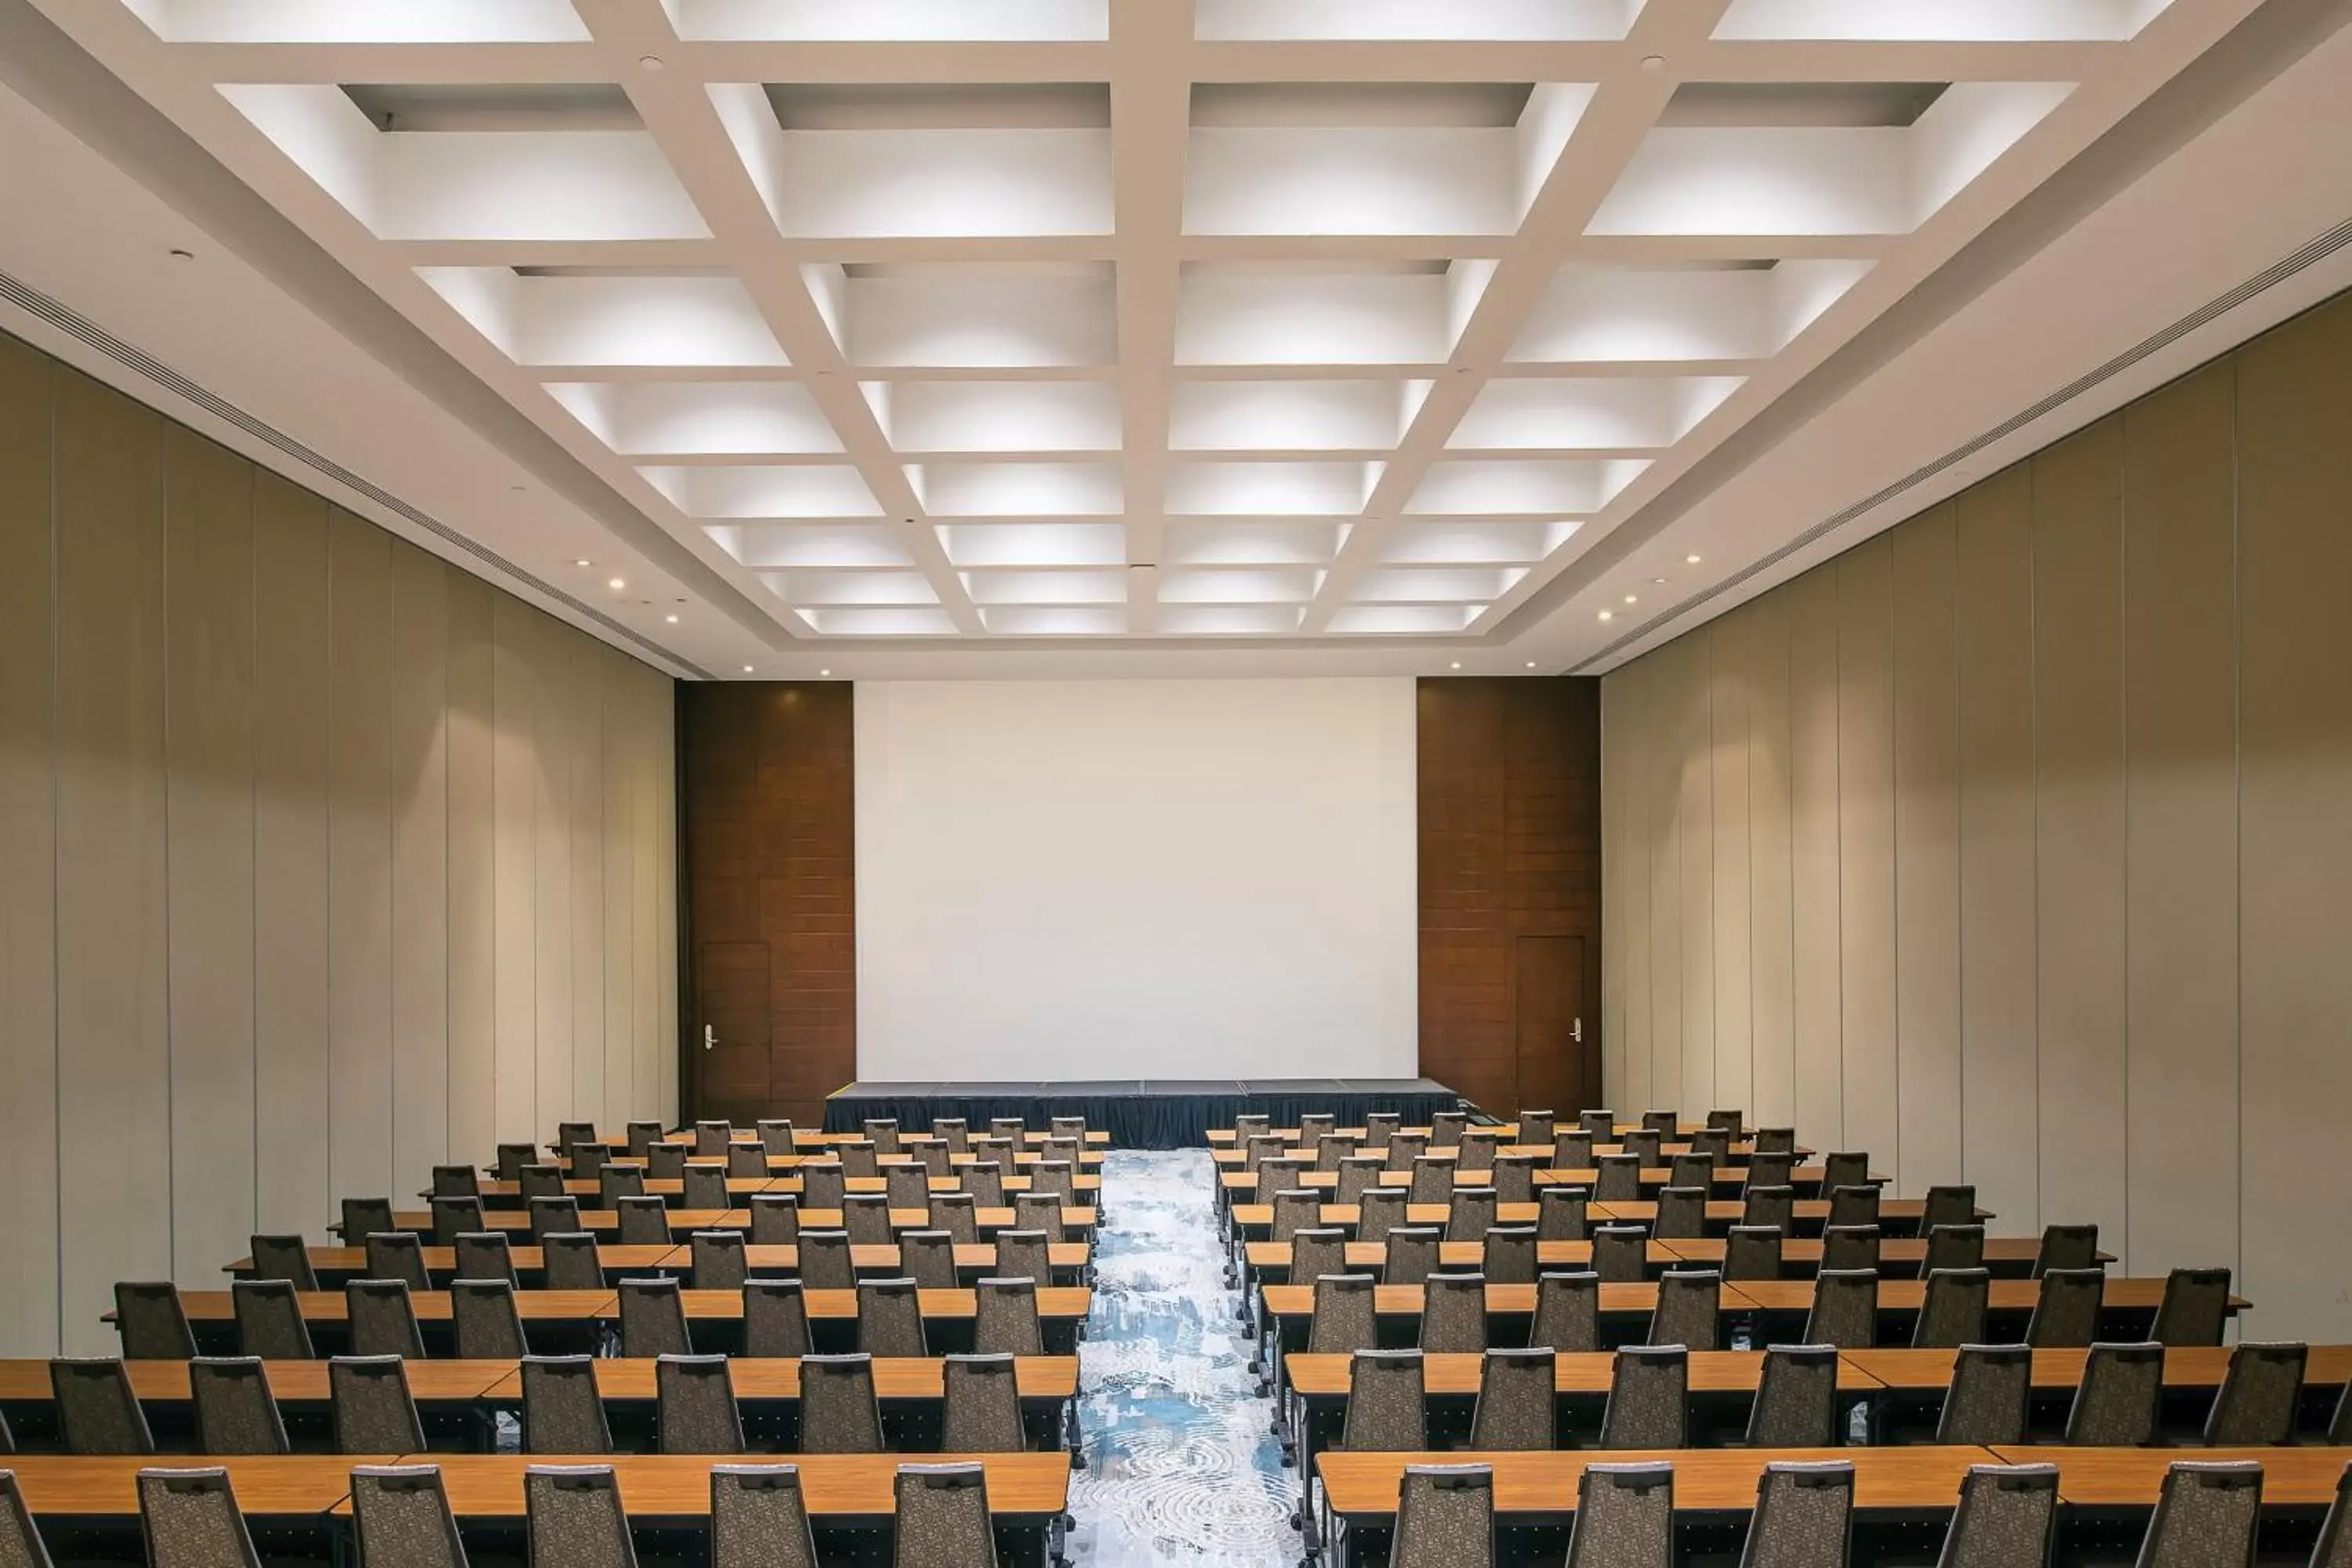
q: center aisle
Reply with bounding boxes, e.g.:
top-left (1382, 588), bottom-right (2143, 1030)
top-left (1066, 1149), bottom-right (1298, 1566)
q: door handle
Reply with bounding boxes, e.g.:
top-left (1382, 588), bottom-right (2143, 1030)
top-left (1571, 1017), bottom-right (1584, 1044)
top-left (702, 1025), bottom-right (717, 1052)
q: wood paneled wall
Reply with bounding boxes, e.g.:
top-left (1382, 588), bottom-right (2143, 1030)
top-left (1601, 289), bottom-right (2352, 1340)
top-left (1418, 677), bottom-right (1604, 1116)
top-left (0, 332), bottom-right (678, 1356)
top-left (678, 682), bottom-right (857, 1127)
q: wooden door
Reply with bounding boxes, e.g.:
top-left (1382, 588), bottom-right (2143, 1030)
top-left (1513, 935), bottom-right (1588, 1116)
top-left (695, 942), bottom-right (771, 1127)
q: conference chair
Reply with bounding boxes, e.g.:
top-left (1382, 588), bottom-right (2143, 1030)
top-left (2027, 1268), bottom-right (2105, 1348)
top-left (1307, 1274), bottom-right (1378, 1355)
top-left (341, 1198), bottom-right (397, 1246)
top-left (518, 1165), bottom-right (564, 1203)
top-left (1363, 1112), bottom-right (1401, 1149)
top-left (451, 1280), bottom-right (529, 1360)
top-left (727, 1144), bottom-right (768, 1181)
top-left (798, 1353), bottom-right (884, 1454)
top-left (1385, 1131), bottom-right (1429, 1174)
top-left (1743, 1185), bottom-right (1798, 1236)
top-left (1271, 1189), bottom-right (1322, 1244)
top-left (1594, 1154), bottom-right (1642, 1203)
top-left (1292, 1228), bottom-right (1348, 1289)
top-left (332, 1355), bottom-right (427, 1454)
top-left (1821, 1225), bottom-right (1882, 1274)
top-left (1646, 1269), bottom-right (1722, 1351)
top-left (1724, 1225), bottom-right (1784, 1282)
top-left (1579, 1110), bottom-right (1617, 1142)
top-left (247, 1235), bottom-right (319, 1291)
top-left (617, 1277), bottom-right (692, 1359)
top-left (1565, 1463), bottom-right (1673, 1568)
top-left (960, 1160), bottom-right (1005, 1209)
top-left (2309, 1463), bottom-right (2352, 1568)
top-left (597, 1166), bottom-right (645, 1208)
top-left (1409, 1156), bottom-right (1453, 1207)
top-left (942, 1352), bottom-right (1026, 1452)
top-left (1690, 1128), bottom-right (1733, 1164)
top-left (989, 1117), bottom-right (1027, 1141)
top-left (136, 1468), bottom-right (267, 1568)
top-left (1921, 1185), bottom-right (1979, 1236)
top-left (1621, 1131), bottom-right (1663, 1167)
top-left (1653, 1185), bottom-right (1708, 1241)
top-left (1341, 1349), bottom-right (1427, 1451)
top-left (1491, 1152), bottom-right (1540, 1206)
top-left (1030, 1160), bottom-right (1079, 1203)
top-left (1470, 1348), bottom-right (1556, 1450)
top-left (1537, 1187), bottom-right (1591, 1242)
top-left (1802, 1269), bottom-right (1879, 1350)
top-left (1298, 1113), bottom-right (1338, 1152)
top-left (1384, 1227), bottom-right (1442, 1286)
top-left (350, 1465), bottom-right (472, 1568)
top-left (430, 1197), bottom-right (485, 1250)
top-left (528, 1196), bottom-right (583, 1246)
top-left (1742, 1462), bottom-right (1855, 1566)
top-left (655, 1354), bottom-right (744, 1455)
top-left (1457, 1129), bottom-right (1502, 1173)
top-left (1530, 1272), bottom-right (1601, 1354)
top-left (540, 1234), bottom-right (604, 1291)
top-left (2063, 1342), bottom-right (2164, 1446)
top-left (521, 1465), bottom-right (635, 1568)
top-left (646, 1142), bottom-right (688, 1181)
top-left (710, 1466), bottom-right (819, 1568)
top-left (1916, 1268), bottom-right (1992, 1349)
top-left (993, 1229), bottom-right (1052, 1287)
top-left (744, 1280), bottom-right (813, 1360)
top-left (0, 1473), bottom-right (49, 1568)
top-left (797, 1231), bottom-right (857, 1291)
top-left (1482, 1225), bottom-right (1537, 1284)
top-left (1421, 1273), bottom-right (1489, 1354)
top-left (857, 1278), bottom-right (928, 1359)
top-left (114, 1283), bottom-right (198, 1360)
top-left (51, 1358), bottom-right (154, 1454)
top-left (1751, 1126), bottom-right (1796, 1156)
top-left (1820, 1152), bottom-right (1871, 1193)
top-left (495, 1144), bottom-right (536, 1182)
top-left (1516, 1111), bottom-right (1555, 1150)
top-left (884, 1163), bottom-right (931, 1210)
top-left (624, 1121), bottom-right (662, 1159)
top-left (1745, 1345), bottom-right (1840, 1447)
top-left (691, 1231), bottom-right (748, 1291)
top-left (1592, 1224), bottom-right (1649, 1283)
top-left (1936, 1345), bottom-right (2033, 1446)
top-left (800, 1161), bottom-right (848, 1211)
top-left (2134, 1461), bottom-right (2262, 1567)
top-left (681, 1166), bottom-right (729, 1213)
top-left (862, 1119), bottom-right (901, 1156)
top-left (1599, 1345), bottom-right (1687, 1449)
top-left (1923, 1225), bottom-right (1986, 1277)
top-left (842, 1193), bottom-right (894, 1246)
top-left (347, 1279), bottom-right (428, 1360)
top-left (757, 1118), bottom-right (797, 1156)
top-left (454, 1232), bottom-right (518, 1287)
top-left (1431, 1111), bottom-right (1468, 1149)
top-left (189, 1357), bottom-right (289, 1456)
top-left (1641, 1110), bottom-right (1679, 1140)
top-left (1337, 1155), bottom-right (1387, 1208)
top-left (2204, 1341), bottom-right (2307, 1446)
top-left (929, 1117), bottom-right (967, 1154)
top-left (569, 1142), bottom-right (610, 1185)
top-left (1316, 1133), bottom-right (1365, 1174)
top-left (1391, 1464), bottom-right (1495, 1568)
top-left (522, 1356), bottom-right (613, 1455)
top-left (1744, 1152), bottom-right (1796, 1194)
top-left (231, 1279), bottom-right (314, 1361)
top-left (931, 1191), bottom-right (980, 1246)
top-left (2033, 1224), bottom-right (2100, 1279)
top-left (1935, 1464), bottom-right (2058, 1568)
top-left (1825, 1185), bottom-right (1880, 1232)
top-left (1358, 1188), bottom-right (1410, 1245)
top-left (2152, 1267), bottom-right (2234, 1348)
top-left (974, 1277), bottom-right (1045, 1358)
top-left (900, 1229), bottom-right (960, 1290)
top-left (893, 1465), bottom-right (997, 1567)
top-left (1446, 1187), bottom-right (1498, 1243)
top-left (1551, 1132), bottom-right (1595, 1172)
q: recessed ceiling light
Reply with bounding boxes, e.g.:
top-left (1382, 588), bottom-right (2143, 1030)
top-left (1641, 54), bottom-right (1666, 71)
top-left (742, 665), bottom-right (754, 673)
top-left (818, 669), bottom-right (831, 677)
top-left (573, 558), bottom-right (591, 568)
top-left (1686, 554), bottom-right (1702, 564)
top-left (1624, 594), bottom-right (1638, 604)
top-left (638, 54), bottom-right (666, 71)
top-left (1599, 611), bottom-right (1613, 622)
top-left (1450, 661), bottom-right (1462, 670)
top-left (1526, 661), bottom-right (1537, 670)
top-left (608, 577), bottom-right (626, 590)
top-left (1650, 577), bottom-right (1668, 585)
top-left (663, 614), bottom-right (678, 624)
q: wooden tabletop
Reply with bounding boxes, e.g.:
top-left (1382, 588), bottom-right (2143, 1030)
top-left (1229, 1198), bottom-right (1965, 1230)
top-left (1243, 1240), bottom-right (1684, 1272)
top-left (159, 1290), bottom-right (620, 1326)
top-left (1260, 1282), bottom-right (1659, 1319)
top-left (474, 1356), bottom-right (1080, 1403)
top-left (575, 1128), bottom-right (1108, 1149)
top-left (0, 1455), bottom-right (401, 1516)
top-left (1664, 1237), bottom-right (2089, 1271)
top-left (1317, 1446), bottom-right (1998, 1517)
top-left (1987, 1447), bottom-right (2352, 1507)
top-left (1209, 1123), bottom-right (1752, 1144)
top-left (0, 1360), bottom-right (517, 1404)
top-left (1229, 1202), bottom-right (1542, 1229)
top-left (1726, 1278), bottom-right (2248, 1316)
top-left (734, 1243), bottom-right (1090, 1273)
top-left (385, 1204), bottom-right (1098, 1236)
top-left (1283, 1350), bottom-right (1879, 1396)
top-left (1849, 1345), bottom-right (2352, 1392)
top-left (354, 1452), bottom-right (1073, 1519)
top-left (228, 1244), bottom-right (681, 1277)
top-left (627, 1287), bottom-right (1094, 1324)
top-left (1221, 1163), bottom-right (1869, 1192)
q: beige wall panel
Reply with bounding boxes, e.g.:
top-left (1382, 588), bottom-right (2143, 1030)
top-left (1891, 506), bottom-right (1963, 1193)
top-left (1835, 539), bottom-right (1899, 1169)
top-left (1646, 646), bottom-right (1686, 1110)
top-left (2032, 418), bottom-right (2131, 1259)
top-left (390, 543), bottom-right (450, 1193)
top-left (2122, 362), bottom-right (2241, 1284)
top-left (1743, 593), bottom-right (1796, 1131)
top-left (652, 676), bottom-right (681, 1125)
top-left (1675, 632), bottom-right (1716, 1113)
top-left (1953, 468), bottom-right (2041, 1230)
top-left (162, 429), bottom-right (257, 1285)
top-left (533, 616), bottom-right (577, 1134)
top-left (252, 474), bottom-right (332, 1234)
top-left (571, 636), bottom-right (608, 1128)
top-left (53, 372), bottom-right (171, 1352)
top-left (2238, 295), bottom-right (2352, 1339)
top-left (1784, 564), bottom-right (1845, 1146)
top-left (1711, 612), bottom-right (1755, 1116)
top-left (444, 573), bottom-right (498, 1165)
top-left (492, 594), bottom-right (540, 1141)
top-left (328, 510), bottom-right (395, 1207)
top-left (1599, 673), bottom-right (1628, 1099)
top-left (602, 648), bottom-right (639, 1123)
top-left (0, 338), bottom-right (58, 1355)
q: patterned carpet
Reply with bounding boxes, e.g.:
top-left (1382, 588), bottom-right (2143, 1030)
top-left (1066, 1149), bottom-right (1301, 1567)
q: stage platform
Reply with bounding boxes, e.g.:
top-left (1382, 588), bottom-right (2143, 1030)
top-left (822, 1078), bottom-right (1460, 1150)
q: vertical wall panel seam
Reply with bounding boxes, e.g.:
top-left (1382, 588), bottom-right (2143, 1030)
top-left (159, 426), bottom-right (176, 1281)
top-left (2229, 350), bottom-right (2245, 1308)
top-left (247, 453), bottom-right (260, 1236)
top-left (1886, 557), bottom-right (1900, 1187)
top-left (324, 522), bottom-right (335, 1221)
top-left (1834, 574), bottom-right (1846, 1148)
top-left (2027, 459), bottom-right (2043, 1230)
top-left (47, 369), bottom-right (63, 1348)
top-left (2117, 416), bottom-right (2131, 1273)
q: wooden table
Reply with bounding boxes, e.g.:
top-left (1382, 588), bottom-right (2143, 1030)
top-left (0, 1454), bottom-right (397, 1516)
top-left (594, 1287), bottom-right (1095, 1356)
top-left (735, 1242), bottom-right (1091, 1283)
top-left (1220, 1163), bottom-right (1868, 1196)
top-left (227, 1244), bottom-right (679, 1286)
top-left (1727, 1277), bottom-right (2247, 1340)
top-left (374, 1204), bottom-right (1098, 1240)
top-left (1243, 1239), bottom-right (1685, 1277)
top-left (1987, 1446), bottom-right (2352, 1507)
top-left (1208, 1123), bottom-right (1763, 1145)
top-left (1663, 1236), bottom-right (2085, 1278)
top-left (1227, 1197), bottom-right (1973, 1240)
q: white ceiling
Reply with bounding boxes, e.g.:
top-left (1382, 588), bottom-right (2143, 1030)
top-left (2, 0), bottom-right (2344, 677)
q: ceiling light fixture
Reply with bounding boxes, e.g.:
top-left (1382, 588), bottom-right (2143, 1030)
top-left (1526, 661), bottom-right (1537, 670)
top-left (608, 577), bottom-right (626, 590)
top-left (573, 558), bottom-right (590, 568)
top-left (663, 614), bottom-right (678, 624)
top-left (1599, 611), bottom-right (1613, 622)
top-left (1650, 576), bottom-right (1668, 585)
top-left (1450, 661), bottom-right (1462, 670)
top-left (1686, 554), bottom-right (1702, 564)
top-left (819, 669), bottom-right (831, 677)
top-left (742, 665), bottom-right (754, 673)
top-left (638, 54), bottom-right (666, 71)
top-left (1641, 54), bottom-right (1666, 71)
top-left (1624, 594), bottom-right (1638, 604)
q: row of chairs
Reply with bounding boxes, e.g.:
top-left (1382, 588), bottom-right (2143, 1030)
top-left (468, 1145), bottom-right (1081, 1203)
top-left (1240, 1132), bottom-right (1811, 1190)
top-left (21, 1348), bottom-right (1032, 1459)
top-left (1286, 1218), bottom-right (2005, 1285)
top-left (1270, 1175), bottom-right (1934, 1240)
top-left (1372, 1456), bottom-right (2339, 1568)
top-left (0, 1457), bottom-right (1008, 1568)
top-left (550, 1112), bottom-right (1087, 1162)
top-left (1236, 1108), bottom-right (1758, 1152)
top-left (118, 1275), bottom-right (1050, 1365)
top-left (1294, 1265), bottom-right (2233, 1353)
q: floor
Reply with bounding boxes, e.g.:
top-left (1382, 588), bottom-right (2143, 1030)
top-left (1066, 1149), bottom-right (1301, 1567)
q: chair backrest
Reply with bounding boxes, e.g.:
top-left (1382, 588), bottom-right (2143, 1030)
top-left (2026, 1268), bottom-right (2104, 1348)
top-left (798, 1353), bottom-right (883, 1454)
top-left (942, 1352), bottom-right (1026, 1452)
top-left (1653, 1186), bottom-right (1708, 1241)
top-left (1745, 1345), bottom-right (1839, 1447)
top-left (681, 1166), bottom-right (730, 1213)
top-left (646, 1142), bottom-right (688, 1181)
top-left (1392, 1464), bottom-right (1494, 1568)
top-left (519, 1164), bottom-right (564, 1203)
top-left (1820, 1152), bottom-right (1871, 1192)
top-left (522, 1356), bottom-right (613, 1455)
top-left (1341, 1349), bottom-right (1426, 1450)
top-left (974, 1277), bottom-right (1044, 1358)
top-left (1724, 1225), bottom-right (1784, 1282)
top-left (1802, 1269), bottom-right (1879, 1350)
top-left (0, 1471), bottom-right (52, 1568)
top-left (430, 1197), bottom-right (485, 1249)
top-left (1641, 1110), bottom-right (1679, 1139)
top-left (1421, 1272), bottom-right (1489, 1354)
top-left (1936, 1344), bottom-right (2032, 1446)
top-left (1566, 1462), bottom-right (1673, 1568)
top-left (366, 1232), bottom-right (431, 1291)
top-left (1916, 1268), bottom-right (1993, 1349)
top-left (1691, 1127), bottom-right (1733, 1163)
top-left (1621, 1131), bottom-right (1662, 1167)
top-left (1306, 1273), bottom-right (1378, 1355)
top-left (523, 1465), bottom-right (637, 1568)
top-left (958, 1160), bottom-right (1004, 1210)
top-left (1537, 1186), bottom-right (1591, 1242)
top-left (618, 1277), bottom-right (692, 1359)
top-left (1270, 1188), bottom-right (1322, 1244)
top-left (2309, 1462), bottom-right (2352, 1568)
top-left (1592, 1224), bottom-right (1649, 1284)
top-left (2064, 1341), bottom-right (2165, 1446)
top-left (1357, 1189), bottom-right (1410, 1245)
top-left (884, 1164), bottom-right (931, 1209)
top-left (1752, 1126), bottom-right (1796, 1156)
top-left (569, 1142), bottom-right (609, 1185)
top-left (2151, 1267), bottom-right (2233, 1348)
top-left (189, 1359), bottom-right (291, 1457)
top-left (1385, 1131), bottom-right (1430, 1173)
top-left (1821, 1225), bottom-right (1882, 1274)
top-left (727, 1144), bottom-right (768, 1180)
top-left (114, 1283), bottom-right (197, 1360)
top-left (556, 1121), bottom-right (598, 1152)
top-left (1530, 1272), bottom-right (1601, 1355)
top-left (1600, 1345), bottom-right (1688, 1448)
top-left (797, 1231), bottom-right (857, 1291)
top-left (341, 1198), bottom-right (397, 1244)
top-left (1409, 1156), bottom-right (1453, 1207)
top-left (698, 1120), bottom-right (737, 1157)
top-left (743, 1280), bottom-right (812, 1360)
top-left (2135, 1461), bottom-right (2262, 1568)
top-left (1457, 1129), bottom-right (1501, 1173)
top-left (1490, 1153), bottom-right (1539, 1206)
top-left (690, 1232), bottom-right (747, 1291)
top-left (993, 1229), bottom-right (1052, 1287)
top-left (1482, 1225), bottom-right (1537, 1285)
top-left (247, 1236), bottom-right (319, 1292)
top-left (1337, 1156), bottom-right (1388, 1208)
top-left (898, 1229), bottom-right (960, 1291)
top-left (1290, 1227), bottom-right (1348, 1288)
top-left (1233, 1112), bottom-right (1271, 1141)
top-left (655, 1354), bottom-right (743, 1455)
top-left (1516, 1111), bottom-right (1555, 1149)
top-left (1383, 1226), bottom-right (1441, 1286)
top-left (2034, 1223), bottom-right (2100, 1277)
top-left (495, 1143), bottom-right (535, 1181)
top-left (800, 1162), bottom-right (847, 1210)
top-left (1924, 1225), bottom-right (1986, 1276)
top-left (1446, 1187), bottom-right (1498, 1243)
top-left (1470, 1347), bottom-right (1555, 1450)
top-left (1298, 1112), bottom-right (1337, 1152)
top-left (624, 1121), bottom-right (662, 1158)
top-left (1825, 1184), bottom-right (1880, 1231)
top-left (454, 1232), bottom-right (517, 1287)
top-left (892, 1463), bottom-right (997, 1568)
top-left (597, 1166), bottom-right (645, 1207)
top-left (1595, 1154), bottom-right (1642, 1203)
top-left (540, 1233), bottom-right (604, 1291)
top-left (749, 1194), bottom-right (800, 1247)
top-left (1668, 1152), bottom-right (1716, 1190)
top-left (858, 1278), bottom-right (929, 1359)
top-left (1936, 1463), bottom-right (2057, 1568)
top-left (841, 1193), bottom-right (895, 1246)
top-left (49, 1359), bottom-right (153, 1455)
top-left (136, 1468), bottom-right (263, 1568)
top-left (757, 1119), bottom-right (798, 1156)
top-left (2204, 1341), bottom-right (2307, 1446)
top-left (1922, 1184), bottom-right (1978, 1235)
top-left (1579, 1109), bottom-right (1617, 1141)
top-left (350, 1465), bottom-right (470, 1568)
top-left (930, 1192), bottom-right (980, 1247)
top-left (1552, 1131), bottom-right (1596, 1172)
top-left (1741, 1462), bottom-right (1855, 1568)
top-left (231, 1279), bottom-right (314, 1361)
top-left (707, 1468), bottom-right (819, 1568)
top-left (1742, 1185), bottom-right (1797, 1236)
top-left (1743, 1150), bottom-right (1795, 1192)
top-left (989, 1116), bottom-right (1026, 1140)
top-left (451, 1279), bottom-right (528, 1360)
top-left (1431, 1111), bottom-right (1468, 1149)
top-left (1363, 1112), bottom-right (1401, 1149)
top-left (332, 1355), bottom-right (426, 1453)
top-left (1646, 1269), bottom-right (1721, 1351)
top-left (346, 1279), bottom-right (427, 1360)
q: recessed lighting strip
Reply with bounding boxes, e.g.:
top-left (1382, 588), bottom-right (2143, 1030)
top-left (1573, 212), bottom-right (2352, 673)
top-left (0, 267), bottom-right (715, 681)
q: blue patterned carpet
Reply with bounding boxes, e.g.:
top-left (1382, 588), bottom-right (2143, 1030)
top-left (1066, 1149), bottom-right (1300, 1566)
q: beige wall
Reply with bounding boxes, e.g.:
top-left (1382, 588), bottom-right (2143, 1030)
top-left (1602, 290), bottom-right (2352, 1341)
top-left (0, 333), bottom-right (680, 1355)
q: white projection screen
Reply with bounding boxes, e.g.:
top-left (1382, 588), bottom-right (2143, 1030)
top-left (855, 678), bottom-right (1418, 1081)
